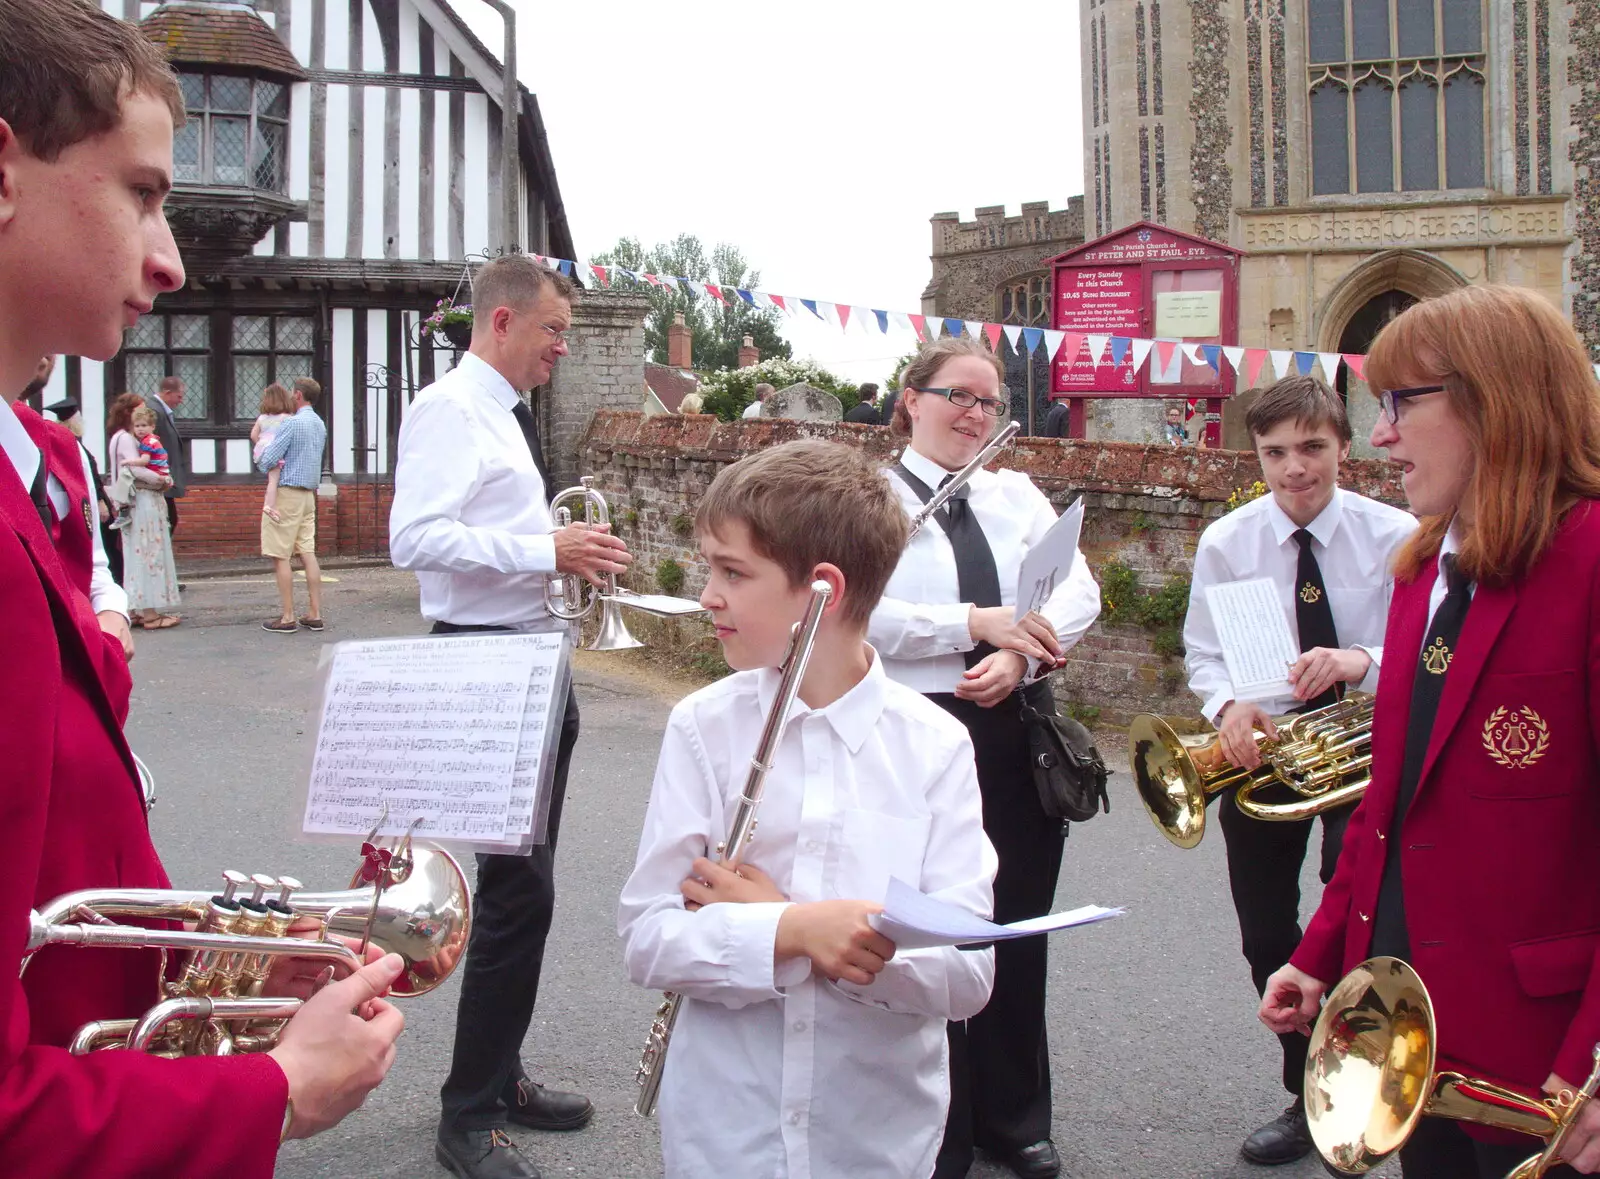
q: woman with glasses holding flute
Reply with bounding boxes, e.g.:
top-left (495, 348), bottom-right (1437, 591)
top-left (868, 337), bottom-right (1102, 1179)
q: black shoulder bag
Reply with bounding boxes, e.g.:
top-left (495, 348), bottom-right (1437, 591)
top-left (1019, 699), bottom-right (1110, 823)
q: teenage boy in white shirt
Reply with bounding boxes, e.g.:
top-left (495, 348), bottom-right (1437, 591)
top-left (1182, 375), bottom-right (1416, 1166)
top-left (619, 439), bottom-right (998, 1179)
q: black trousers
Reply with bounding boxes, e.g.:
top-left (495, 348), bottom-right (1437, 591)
top-left (1399, 1116), bottom-right (1578, 1178)
top-left (164, 496), bottom-right (178, 536)
top-left (432, 622), bottom-right (583, 1132)
top-left (100, 519), bottom-right (124, 585)
top-left (931, 681), bottom-right (1066, 1176)
top-left (1217, 781), bottom-right (1352, 1096)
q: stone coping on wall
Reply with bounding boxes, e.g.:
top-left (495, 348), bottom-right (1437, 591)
top-left (581, 409), bottom-right (1407, 506)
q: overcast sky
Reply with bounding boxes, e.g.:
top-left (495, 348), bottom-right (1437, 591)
top-left (445, 0), bottom-right (1084, 384)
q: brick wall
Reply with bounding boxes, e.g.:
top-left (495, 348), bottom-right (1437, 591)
top-left (581, 410), bottom-right (1406, 726)
top-left (169, 480), bottom-right (395, 561)
top-left (543, 290), bottom-right (651, 489)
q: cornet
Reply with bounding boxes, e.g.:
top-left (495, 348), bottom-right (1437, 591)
top-left (23, 829), bottom-right (471, 1057)
top-left (547, 476), bottom-right (705, 651)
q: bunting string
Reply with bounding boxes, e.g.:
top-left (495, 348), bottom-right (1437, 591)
top-left (516, 251), bottom-right (1600, 389)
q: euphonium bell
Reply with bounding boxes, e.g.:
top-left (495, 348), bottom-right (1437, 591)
top-left (1128, 692), bottom-right (1374, 848)
top-left (1305, 956), bottom-right (1600, 1177)
top-left (24, 837), bottom-right (471, 1056)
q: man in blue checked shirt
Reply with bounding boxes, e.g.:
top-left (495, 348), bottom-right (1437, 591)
top-left (255, 377), bottom-right (329, 633)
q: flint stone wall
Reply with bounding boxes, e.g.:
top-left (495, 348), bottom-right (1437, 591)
top-left (581, 410), bottom-right (1407, 728)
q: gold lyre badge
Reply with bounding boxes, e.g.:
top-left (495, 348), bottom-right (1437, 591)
top-left (1421, 637), bottom-right (1453, 675)
top-left (1299, 583), bottom-right (1322, 605)
top-left (1481, 706), bottom-right (1550, 770)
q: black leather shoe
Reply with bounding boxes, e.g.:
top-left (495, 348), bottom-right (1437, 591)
top-left (996, 1139), bottom-right (1062, 1179)
top-left (1240, 1099), bottom-right (1312, 1165)
top-left (502, 1076), bottom-right (594, 1132)
top-left (435, 1128), bottom-right (540, 1179)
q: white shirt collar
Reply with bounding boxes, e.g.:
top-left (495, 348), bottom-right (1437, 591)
top-left (455, 351), bottom-right (523, 411)
top-left (899, 443), bottom-right (976, 493)
top-left (0, 397), bottom-right (40, 492)
top-left (1265, 486), bottom-right (1344, 549)
top-left (754, 644), bottom-right (887, 756)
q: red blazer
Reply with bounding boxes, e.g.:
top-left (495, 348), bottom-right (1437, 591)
top-left (11, 403), bottom-right (131, 724)
top-left (1293, 502), bottom-right (1600, 1100)
top-left (0, 450), bottom-right (285, 1176)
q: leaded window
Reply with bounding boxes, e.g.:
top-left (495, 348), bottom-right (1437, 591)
top-left (122, 314), bottom-right (210, 420)
top-left (231, 316), bottom-right (315, 421)
top-left (173, 73), bottom-right (289, 192)
top-left (998, 275), bottom-right (1051, 326)
top-left (1307, 0), bottom-right (1485, 195)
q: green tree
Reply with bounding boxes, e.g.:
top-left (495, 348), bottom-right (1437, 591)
top-left (591, 234), bottom-right (793, 371)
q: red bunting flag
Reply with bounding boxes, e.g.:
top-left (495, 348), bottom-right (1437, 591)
top-left (769, 294), bottom-right (787, 312)
top-left (1245, 348), bottom-right (1269, 388)
top-left (589, 264), bottom-right (609, 287)
top-left (1061, 332), bottom-right (1085, 365)
top-left (1342, 354), bottom-right (1366, 382)
top-left (1154, 340), bottom-right (1178, 371)
top-left (642, 272), bottom-right (661, 287)
top-left (837, 304), bottom-right (852, 329)
top-left (704, 283), bottom-right (725, 303)
top-left (983, 323), bottom-right (1002, 352)
top-left (909, 313), bottom-right (928, 342)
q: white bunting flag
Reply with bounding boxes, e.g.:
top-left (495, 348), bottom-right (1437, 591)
top-left (1042, 329), bottom-right (1066, 360)
top-left (1130, 338), bottom-right (1155, 375)
top-left (1002, 325), bottom-right (1023, 351)
top-left (1222, 345), bottom-right (1246, 372)
top-left (892, 311), bottom-right (913, 332)
top-left (1086, 335), bottom-right (1110, 366)
top-left (925, 317), bottom-right (944, 339)
top-left (1317, 352), bottom-right (1343, 382)
top-left (965, 320), bottom-right (986, 341)
top-left (858, 306), bottom-right (878, 333)
top-left (1270, 350), bottom-right (1294, 380)
top-left (1181, 343), bottom-right (1205, 366)
top-left (815, 301), bottom-right (836, 324)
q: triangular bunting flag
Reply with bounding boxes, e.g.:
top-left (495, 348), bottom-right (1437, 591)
top-left (836, 304), bottom-right (852, 329)
top-left (615, 268), bottom-right (636, 283)
top-left (964, 320), bottom-right (985, 342)
top-left (1154, 340), bottom-right (1178, 370)
top-left (1043, 329), bottom-right (1067, 360)
top-left (736, 289), bottom-right (756, 305)
top-left (1294, 351), bottom-right (1316, 376)
top-left (892, 311), bottom-right (912, 332)
top-left (1343, 354), bottom-right (1366, 382)
top-left (1245, 349), bottom-right (1269, 387)
top-left (909, 313), bottom-right (929, 341)
top-left (874, 309), bottom-right (890, 333)
top-left (557, 259), bottom-right (573, 277)
top-left (684, 279), bottom-right (707, 299)
top-left (768, 293), bottom-right (786, 312)
top-left (657, 275), bottom-right (679, 291)
top-left (1086, 334), bottom-right (1110, 367)
top-left (642, 272), bottom-right (661, 287)
top-left (1021, 326), bottom-right (1043, 355)
top-left (1270, 350), bottom-right (1294, 380)
top-left (1002, 324), bottom-right (1023, 351)
top-left (983, 323), bottom-right (1003, 352)
top-left (817, 301), bottom-right (837, 324)
top-left (801, 299), bottom-right (821, 319)
top-left (1200, 344), bottom-right (1222, 372)
top-left (1109, 337), bottom-right (1130, 367)
top-left (1317, 352), bottom-right (1342, 382)
top-left (1061, 332), bottom-right (1084, 366)
top-left (1131, 337), bottom-right (1154, 374)
top-left (1222, 345), bottom-right (1245, 373)
top-left (944, 318), bottom-right (965, 338)
top-left (589, 264), bottom-right (609, 286)
top-left (706, 283), bottom-right (727, 304)
top-left (855, 306), bottom-right (874, 332)
top-left (1181, 343), bottom-right (1205, 365)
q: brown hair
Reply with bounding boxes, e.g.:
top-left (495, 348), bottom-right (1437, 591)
top-left (695, 439), bottom-right (908, 627)
top-left (1367, 284), bottom-right (1600, 585)
top-left (471, 255), bottom-right (576, 328)
top-left (891, 337), bottom-right (1005, 436)
top-left (259, 383), bottom-right (293, 416)
top-left (106, 391), bottom-right (142, 436)
top-left (1244, 374), bottom-right (1353, 444)
top-left (157, 374), bottom-right (183, 394)
top-left (291, 376), bottom-right (322, 407)
top-left (130, 405), bottom-right (157, 429)
top-left (0, 0), bottom-right (185, 162)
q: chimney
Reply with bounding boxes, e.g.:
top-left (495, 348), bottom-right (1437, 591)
top-left (666, 312), bottom-right (692, 369)
top-left (737, 334), bottom-right (759, 369)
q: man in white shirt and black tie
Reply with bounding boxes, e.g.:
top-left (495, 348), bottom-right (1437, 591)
top-left (390, 255), bottom-right (632, 1179)
top-left (1182, 375), bottom-right (1416, 1166)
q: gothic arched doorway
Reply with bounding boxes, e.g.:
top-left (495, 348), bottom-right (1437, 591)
top-left (1334, 289), bottom-right (1417, 400)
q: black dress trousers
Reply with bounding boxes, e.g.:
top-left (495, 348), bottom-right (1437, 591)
top-left (931, 679), bottom-right (1066, 1175)
top-left (433, 623), bottom-right (583, 1132)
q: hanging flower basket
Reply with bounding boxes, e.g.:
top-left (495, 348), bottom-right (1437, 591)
top-left (423, 297), bottom-right (473, 349)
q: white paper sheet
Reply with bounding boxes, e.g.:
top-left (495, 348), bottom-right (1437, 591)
top-left (1014, 497), bottom-right (1085, 621)
top-left (1204, 577), bottom-right (1299, 703)
top-left (303, 635), bottom-right (567, 851)
top-left (869, 877), bottom-right (1124, 950)
top-left (604, 590), bottom-right (708, 617)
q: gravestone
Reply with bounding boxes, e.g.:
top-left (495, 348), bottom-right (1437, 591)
top-left (765, 382), bottom-right (842, 422)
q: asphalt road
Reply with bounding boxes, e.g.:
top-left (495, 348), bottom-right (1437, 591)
top-left (121, 566), bottom-right (1396, 1179)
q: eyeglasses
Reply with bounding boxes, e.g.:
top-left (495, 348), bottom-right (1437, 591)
top-left (1378, 384), bottom-right (1446, 424)
top-left (534, 320), bottom-right (570, 346)
top-left (911, 386), bottom-right (1010, 418)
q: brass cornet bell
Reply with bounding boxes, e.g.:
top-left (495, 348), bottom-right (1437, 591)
top-left (1128, 692), bottom-right (1374, 848)
top-left (1306, 956), bottom-right (1600, 1177)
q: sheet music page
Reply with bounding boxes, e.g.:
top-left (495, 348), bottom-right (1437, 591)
top-left (870, 877), bottom-right (1124, 950)
top-left (505, 633), bottom-right (573, 845)
top-left (303, 636), bottom-right (538, 845)
top-left (1014, 497), bottom-right (1085, 621)
top-left (606, 591), bottom-right (707, 617)
top-left (1204, 577), bottom-right (1298, 702)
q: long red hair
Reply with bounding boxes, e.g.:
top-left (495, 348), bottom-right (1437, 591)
top-left (106, 391), bottom-right (143, 437)
top-left (1365, 285), bottom-right (1600, 585)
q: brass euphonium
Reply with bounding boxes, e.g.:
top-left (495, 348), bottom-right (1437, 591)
top-left (23, 832), bottom-right (471, 1057)
top-left (546, 476), bottom-right (705, 651)
top-left (1128, 692), bottom-right (1373, 847)
top-left (1305, 956), bottom-right (1600, 1178)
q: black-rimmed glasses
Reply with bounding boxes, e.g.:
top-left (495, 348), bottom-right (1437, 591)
top-left (1379, 384), bottom-right (1446, 424)
top-left (910, 385), bottom-right (1010, 418)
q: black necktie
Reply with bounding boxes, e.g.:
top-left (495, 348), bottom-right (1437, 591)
top-left (28, 457), bottom-right (52, 532)
top-left (1293, 528), bottom-right (1341, 711)
top-left (1369, 554), bottom-right (1472, 960)
top-left (895, 465), bottom-right (1003, 669)
top-left (510, 399), bottom-right (553, 504)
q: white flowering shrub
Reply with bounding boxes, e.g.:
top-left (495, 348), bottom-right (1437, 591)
top-left (699, 357), bottom-right (855, 421)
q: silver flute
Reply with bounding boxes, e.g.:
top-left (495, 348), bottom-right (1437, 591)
top-left (905, 420), bottom-right (1023, 538)
top-left (633, 580), bottom-right (833, 1118)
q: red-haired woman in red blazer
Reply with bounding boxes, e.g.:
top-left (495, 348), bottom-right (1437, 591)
top-left (1259, 284), bottom-right (1600, 1177)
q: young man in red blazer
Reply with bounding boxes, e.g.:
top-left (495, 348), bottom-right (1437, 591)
top-left (1259, 284), bottom-right (1600, 1177)
top-left (0, 2), bottom-right (407, 1174)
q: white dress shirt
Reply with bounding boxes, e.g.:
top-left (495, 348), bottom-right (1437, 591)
top-left (741, 399), bottom-right (763, 419)
top-left (0, 399), bottom-right (127, 618)
top-left (389, 353), bottom-right (559, 626)
top-left (867, 445), bottom-right (1102, 694)
top-left (1183, 487), bottom-right (1418, 723)
top-left (618, 650), bottom-right (997, 1179)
